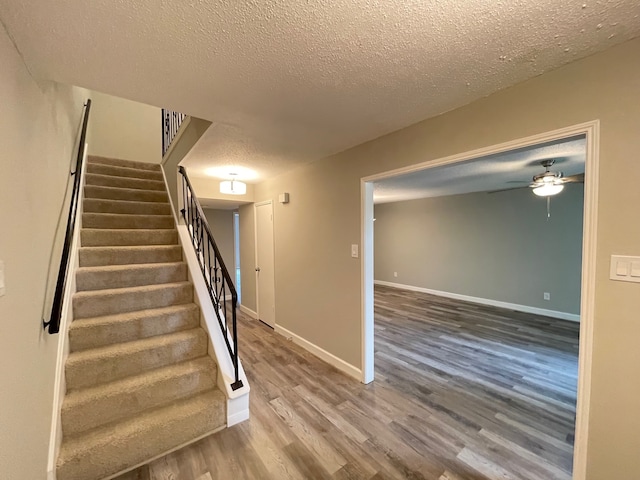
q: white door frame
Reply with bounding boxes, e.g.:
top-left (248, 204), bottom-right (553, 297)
top-left (360, 120), bottom-right (599, 480)
top-left (254, 200), bottom-right (276, 327)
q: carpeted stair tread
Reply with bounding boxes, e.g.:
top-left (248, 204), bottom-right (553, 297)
top-left (69, 304), bottom-right (200, 352)
top-left (61, 357), bottom-right (217, 437)
top-left (84, 184), bottom-right (168, 203)
top-left (83, 198), bottom-right (171, 215)
top-left (87, 155), bottom-right (162, 172)
top-left (56, 389), bottom-right (226, 480)
top-left (85, 172), bottom-right (166, 192)
top-left (86, 162), bottom-right (165, 181)
top-left (79, 245), bottom-right (182, 267)
top-left (81, 228), bottom-right (178, 247)
top-left (58, 155), bottom-right (229, 480)
top-left (82, 212), bottom-right (175, 229)
top-left (65, 328), bottom-right (208, 390)
top-left (73, 281), bottom-right (192, 319)
top-left (76, 262), bottom-right (187, 291)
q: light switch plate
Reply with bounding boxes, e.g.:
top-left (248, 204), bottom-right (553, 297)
top-left (610, 255), bottom-right (640, 283)
top-left (616, 261), bottom-right (630, 276)
top-left (351, 244), bottom-right (359, 258)
top-left (0, 260), bottom-right (5, 297)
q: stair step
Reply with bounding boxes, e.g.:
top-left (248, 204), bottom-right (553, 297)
top-left (83, 198), bottom-right (172, 215)
top-left (79, 245), bottom-right (183, 267)
top-left (73, 282), bottom-right (192, 319)
top-left (69, 304), bottom-right (200, 352)
top-left (88, 155), bottom-right (162, 172)
top-left (81, 228), bottom-right (178, 246)
top-left (82, 212), bottom-right (175, 229)
top-left (86, 162), bottom-right (164, 181)
top-left (61, 357), bottom-right (217, 436)
top-left (65, 328), bottom-right (208, 390)
top-left (76, 262), bottom-right (187, 291)
top-left (56, 389), bottom-right (226, 480)
top-left (85, 173), bottom-right (166, 191)
top-left (84, 185), bottom-right (168, 203)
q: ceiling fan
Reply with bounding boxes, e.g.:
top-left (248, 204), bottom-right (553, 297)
top-left (529, 159), bottom-right (584, 196)
top-left (490, 158), bottom-right (584, 218)
top-left (491, 159), bottom-right (584, 196)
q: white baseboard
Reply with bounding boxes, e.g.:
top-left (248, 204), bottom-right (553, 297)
top-left (239, 304), bottom-right (257, 319)
top-left (274, 324), bottom-right (362, 381)
top-left (374, 280), bottom-right (581, 322)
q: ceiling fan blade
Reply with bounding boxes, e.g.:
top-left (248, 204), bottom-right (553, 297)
top-left (487, 186), bottom-right (530, 194)
top-left (562, 173), bottom-right (585, 183)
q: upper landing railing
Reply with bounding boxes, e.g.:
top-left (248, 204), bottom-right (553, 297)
top-left (162, 109), bottom-right (187, 156)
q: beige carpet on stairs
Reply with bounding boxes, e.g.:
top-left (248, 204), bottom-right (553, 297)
top-left (56, 156), bottom-right (226, 480)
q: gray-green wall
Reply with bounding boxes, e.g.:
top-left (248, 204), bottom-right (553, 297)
top-left (203, 209), bottom-right (235, 275)
top-left (238, 204), bottom-right (257, 312)
top-left (374, 185), bottom-right (584, 315)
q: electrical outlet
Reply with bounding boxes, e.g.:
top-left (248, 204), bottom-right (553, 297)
top-left (543, 292), bottom-right (550, 301)
top-left (393, 272), bottom-right (398, 278)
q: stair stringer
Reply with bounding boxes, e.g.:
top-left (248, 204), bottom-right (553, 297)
top-left (176, 224), bottom-right (250, 426)
top-left (160, 166), bottom-right (250, 427)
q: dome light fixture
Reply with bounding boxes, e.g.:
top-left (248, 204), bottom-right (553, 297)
top-left (220, 174), bottom-right (246, 195)
top-left (532, 183), bottom-right (564, 197)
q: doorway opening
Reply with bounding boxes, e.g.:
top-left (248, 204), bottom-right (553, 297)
top-left (255, 200), bottom-right (276, 328)
top-left (361, 121), bottom-right (599, 479)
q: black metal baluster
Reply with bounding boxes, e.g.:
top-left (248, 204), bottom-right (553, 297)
top-left (177, 166), bottom-right (243, 390)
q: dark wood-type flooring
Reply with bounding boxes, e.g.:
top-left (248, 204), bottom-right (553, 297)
top-left (118, 285), bottom-right (579, 480)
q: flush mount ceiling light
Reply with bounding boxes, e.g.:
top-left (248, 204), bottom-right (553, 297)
top-left (220, 174), bottom-right (246, 195)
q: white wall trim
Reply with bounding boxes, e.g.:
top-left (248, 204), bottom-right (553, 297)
top-left (239, 304), bottom-right (258, 319)
top-left (178, 225), bottom-right (250, 426)
top-left (227, 394), bottom-right (250, 426)
top-left (275, 324), bottom-right (362, 381)
top-left (374, 280), bottom-right (581, 322)
top-left (571, 120), bottom-right (599, 480)
top-left (361, 181), bottom-right (375, 384)
top-left (361, 120), bottom-right (599, 480)
top-left (47, 143), bottom-right (89, 480)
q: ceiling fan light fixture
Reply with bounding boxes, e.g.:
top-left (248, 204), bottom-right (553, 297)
top-left (220, 176), bottom-right (247, 195)
top-left (532, 183), bottom-right (564, 197)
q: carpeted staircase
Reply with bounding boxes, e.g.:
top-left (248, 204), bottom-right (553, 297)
top-left (56, 156), bottom-right (226, 480)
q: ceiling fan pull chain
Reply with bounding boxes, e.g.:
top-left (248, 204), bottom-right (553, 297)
top-left (547, 196), bottom-right (551, 220)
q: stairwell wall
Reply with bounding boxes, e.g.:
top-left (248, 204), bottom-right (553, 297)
top-left (251, 37), bottom-right (640, 478)
top-left (87, 90), bottom-right (161, 164)
top-left (0, 22), bottom-right (87, 479)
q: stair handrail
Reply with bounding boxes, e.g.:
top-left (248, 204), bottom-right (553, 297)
top-left (178, 166), bottom-right (243, 390)
top-left (43, 99), bottom-right (92, 334)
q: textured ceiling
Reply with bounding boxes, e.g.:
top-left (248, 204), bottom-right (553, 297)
top-left (374, 136), bottom-right (586, 203)
top-left (0, 1), bottom-right (638, 180)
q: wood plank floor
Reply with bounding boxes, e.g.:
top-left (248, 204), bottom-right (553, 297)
top-left (117, 285), bottom-right (579, 480)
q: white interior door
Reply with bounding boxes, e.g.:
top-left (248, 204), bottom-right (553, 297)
top-left (255, 201), bottom-right (276, 328)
